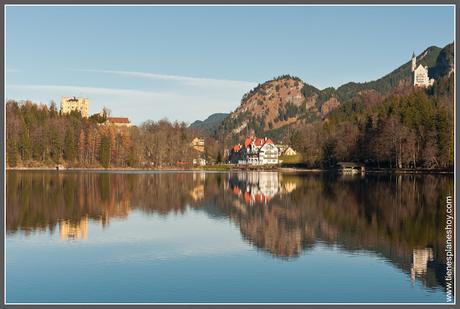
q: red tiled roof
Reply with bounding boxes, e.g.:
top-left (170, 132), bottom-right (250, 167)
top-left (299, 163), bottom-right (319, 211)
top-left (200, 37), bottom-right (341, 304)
top-left (233, 144), bottom-right (241, 152)
top-left (108, 117), bottom-right (130, 123)
top-left (254, 138), bottom-right (265, 147)
top-left (176, 161), bottom-right (192, 165)
top-left (244, 138), bottom-right (252, 147)
top-left (243, 136), bottom-right (274, 148)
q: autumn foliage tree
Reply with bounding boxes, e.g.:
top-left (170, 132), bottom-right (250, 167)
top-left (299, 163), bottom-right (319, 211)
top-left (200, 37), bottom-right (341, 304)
top-left (6, 100), bottom-right (201, 168)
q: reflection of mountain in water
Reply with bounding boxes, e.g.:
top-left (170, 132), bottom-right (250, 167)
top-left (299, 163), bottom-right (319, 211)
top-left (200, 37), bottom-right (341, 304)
top-left (7, 171), bottom-right (452, 290)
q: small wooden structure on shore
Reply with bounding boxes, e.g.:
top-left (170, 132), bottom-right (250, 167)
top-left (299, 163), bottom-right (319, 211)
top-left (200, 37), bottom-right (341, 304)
top-left (336, 162), bottom-right (365, 174)
top-left (56, 164), bottom-right (66, 171)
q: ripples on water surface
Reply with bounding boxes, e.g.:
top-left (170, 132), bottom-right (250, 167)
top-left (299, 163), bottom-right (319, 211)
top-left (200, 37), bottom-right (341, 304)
top-left (6, 171), bottom-right (453, 303)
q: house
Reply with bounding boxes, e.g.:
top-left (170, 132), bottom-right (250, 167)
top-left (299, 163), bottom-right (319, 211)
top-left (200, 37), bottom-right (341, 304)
top-left (276, 144), bottom-right (297, 156)
top-left (259, 141), bottom-right (279, 165)
top-left (230, 136), bottom-right (279, 165)
top-left (193, 158), bottom-right (207, 166)
top-left (282, 146), bottom-right (297, 156)
top-left (106, 117), bottom-right (133, 127)
top-left (191, 137), bottom-right (205, 153)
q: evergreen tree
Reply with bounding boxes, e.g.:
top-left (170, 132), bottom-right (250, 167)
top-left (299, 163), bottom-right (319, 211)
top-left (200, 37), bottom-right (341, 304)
top-left (99, 135), bottom-right (111, 168)
top-left (49, 101), bottom-right (58, 118)
top-left (49, 126), bottom-right (63, 163)
top-left (64, 128), bottom-right (76, 162)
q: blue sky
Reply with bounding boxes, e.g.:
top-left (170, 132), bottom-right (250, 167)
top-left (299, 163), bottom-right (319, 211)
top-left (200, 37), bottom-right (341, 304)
top-left (5, 5), bottom-right (455, 124)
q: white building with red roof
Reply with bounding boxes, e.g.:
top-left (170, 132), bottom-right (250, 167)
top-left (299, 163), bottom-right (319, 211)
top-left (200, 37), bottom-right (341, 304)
top-left (234, 136), bottom-right (279, 165)
top-left (106, 117), bottom-right (133, 127)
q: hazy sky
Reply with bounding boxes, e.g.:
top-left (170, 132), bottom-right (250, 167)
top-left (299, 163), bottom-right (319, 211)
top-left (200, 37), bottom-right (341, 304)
top-left (5, 5), bottom-right (454, 124)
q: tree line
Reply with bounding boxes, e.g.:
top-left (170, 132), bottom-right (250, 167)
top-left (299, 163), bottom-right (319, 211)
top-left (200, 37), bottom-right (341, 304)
top-left (6, 100), bottom-right (211, 168)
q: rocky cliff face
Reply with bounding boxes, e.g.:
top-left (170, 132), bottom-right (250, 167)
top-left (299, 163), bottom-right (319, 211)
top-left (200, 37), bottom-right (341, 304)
top-left (220, 75), bottom-right (341, 139)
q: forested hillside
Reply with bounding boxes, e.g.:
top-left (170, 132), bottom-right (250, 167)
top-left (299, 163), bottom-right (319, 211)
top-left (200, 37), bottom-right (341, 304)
top-left (291, 73), bottom-right (454, 169)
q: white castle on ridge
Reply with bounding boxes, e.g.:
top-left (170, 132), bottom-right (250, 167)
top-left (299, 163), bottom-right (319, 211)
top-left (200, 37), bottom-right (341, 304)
top-left (411, 52), bottom-right (434, 87)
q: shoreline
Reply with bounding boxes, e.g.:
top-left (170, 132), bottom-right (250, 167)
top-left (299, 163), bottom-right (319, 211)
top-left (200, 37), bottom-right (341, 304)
top-left (6, 166), bottom-right (454, 174)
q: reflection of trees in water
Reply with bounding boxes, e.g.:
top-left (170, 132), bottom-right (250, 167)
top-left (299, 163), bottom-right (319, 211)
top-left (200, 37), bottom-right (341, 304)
top-left (6, 172), bottom-right (199, 234)
top-left (7, 171), bottom-right (452, 289)
top-left (222, 173), bottom-right (451, 289)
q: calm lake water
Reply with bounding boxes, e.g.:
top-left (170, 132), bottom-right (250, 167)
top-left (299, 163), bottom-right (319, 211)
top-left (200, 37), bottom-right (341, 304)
top-left (6, 170), bottom-right (453, 303)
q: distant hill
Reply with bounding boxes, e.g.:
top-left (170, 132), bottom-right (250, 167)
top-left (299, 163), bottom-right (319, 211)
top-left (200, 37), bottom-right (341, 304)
top-left (190, 113), bottom-right (229, 134)
top-left (217, 42), bottom-right (453, 142)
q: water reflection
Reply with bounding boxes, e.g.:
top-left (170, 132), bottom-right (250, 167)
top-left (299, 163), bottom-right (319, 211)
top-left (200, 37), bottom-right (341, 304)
top-left (411, 248), bottom-right (433, 285)
top-left (59, 217), bottom-right (88, 240)
top-left (6, 171), bottom-right (452, 292)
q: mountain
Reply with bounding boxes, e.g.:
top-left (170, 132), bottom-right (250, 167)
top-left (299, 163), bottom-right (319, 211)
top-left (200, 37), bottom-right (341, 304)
top-left (220, 75), bottom-right (309, 136)
top-left (218, 43), bottom-right (453, 141)
top-left (429, 43), bottom-right (454, 79)
top-left (190, 113), bottom-right (229, 135)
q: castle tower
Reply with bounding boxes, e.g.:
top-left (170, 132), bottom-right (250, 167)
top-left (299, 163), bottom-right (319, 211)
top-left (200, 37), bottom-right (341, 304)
top-left (60, 96), bottom-right (89, 118)
top-left (411, 52), bottom-right (416, 72)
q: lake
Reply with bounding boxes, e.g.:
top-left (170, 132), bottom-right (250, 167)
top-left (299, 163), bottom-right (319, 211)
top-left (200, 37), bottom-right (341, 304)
top-left (5, 170), bottom-right (453, 303)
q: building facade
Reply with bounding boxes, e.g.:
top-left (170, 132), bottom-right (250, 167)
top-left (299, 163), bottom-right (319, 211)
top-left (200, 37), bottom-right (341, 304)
top-left (191, 137), bottom-right (205, 153)
top-left (60, 96), bottom-right (89, 118)
top-left (259, 142), bottom-right (279, 165)
top-left (411, 53), bottom-right (434, 87)
top-left (282, 146), bottom-right (297, 156)
top-left (106, 117), bottom-right (133, 127)
top-left (231, 136), bottom-right (279, 165)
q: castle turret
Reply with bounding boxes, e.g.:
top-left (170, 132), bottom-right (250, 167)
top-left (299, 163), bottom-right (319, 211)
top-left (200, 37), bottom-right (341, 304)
top-left (411, 52), bottom-right (416, 72)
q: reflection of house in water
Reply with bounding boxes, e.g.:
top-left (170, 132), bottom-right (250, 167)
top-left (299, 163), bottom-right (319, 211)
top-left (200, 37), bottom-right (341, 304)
top-left (192, 172), bottom-right (206, 182)
top-left (228, 172), bottom-right (299, 205)
top-left (190, 185), bottom-right (205, 202)
top-left (282, 181), bottom-right (297, 193)
top-left (189, 172), bottom-right (207, 202)
top-left (59, 217), bottom-right (88, 240)
top-left (229, 172), bottom-right (280, 205)
top-left (411, 248), bottom-right (434, 284)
